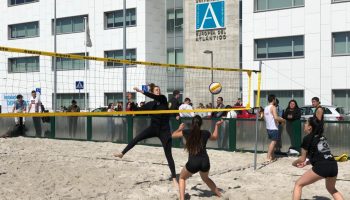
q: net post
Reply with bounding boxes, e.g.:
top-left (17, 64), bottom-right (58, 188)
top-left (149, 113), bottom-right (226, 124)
top-left (50, 116), bottom-right (56, 139)
top-left (86, 116), bottom-right (92, 141)
top-left (228, 118), bottom-right (236, 151)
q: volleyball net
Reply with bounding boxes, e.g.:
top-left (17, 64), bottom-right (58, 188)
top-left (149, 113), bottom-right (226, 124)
top-left (0, 46), bottom-right (261, 118)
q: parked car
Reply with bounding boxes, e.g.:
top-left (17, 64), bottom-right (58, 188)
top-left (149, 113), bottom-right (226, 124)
top-left (300, 105), bottom-right (349, 121)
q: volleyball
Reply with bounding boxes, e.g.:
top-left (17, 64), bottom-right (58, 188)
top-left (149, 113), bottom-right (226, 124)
top-left (209, 82), bottom-right (222, 94)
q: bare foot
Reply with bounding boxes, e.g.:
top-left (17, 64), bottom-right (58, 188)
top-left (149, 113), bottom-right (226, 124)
top-left (113, 152), bottom-right (124, 158)
top-left (214, 188), bottom-right (222, 197)
top-left (172, 178), bottom-right (179, 188)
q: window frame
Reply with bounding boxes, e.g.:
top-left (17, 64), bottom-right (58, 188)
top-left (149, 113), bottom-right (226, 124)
top-left (332, 0), bottom-right (350, 3)
top-left (332, 31), bottom-right (350, 56)
top-left (104, 8), bottom-right (137, 30)
top-left (52, 15), bottom-right (88, 35)
top-left (254, 35), bottom-right (305, 60)
top-left (8, 56), bottom-right (40, 73)
top-left (52, 53), bottom-right (89, 71)
top-left (254, 0), bottom-right (304, 13)
top-left (104, 49), bottom-right (137, 68)
top-left (8, 21), bottom-right (40, 40)
top-left (8, 0), bottom-right (39, 7)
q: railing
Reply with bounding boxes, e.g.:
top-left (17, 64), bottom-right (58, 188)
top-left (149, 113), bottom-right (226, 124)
top-left (0, 116), bottom-right (349, 155)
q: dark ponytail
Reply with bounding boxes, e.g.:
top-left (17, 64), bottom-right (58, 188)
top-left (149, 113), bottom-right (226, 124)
top-left (185, 115), bottom-right (203, 155)
top-left (148, 83), bottom-right (156, 93)
top-left (308, 116), bottom-right (323, 136)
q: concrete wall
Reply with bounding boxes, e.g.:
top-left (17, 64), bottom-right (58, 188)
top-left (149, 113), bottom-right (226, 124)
top-left (183, 0), bottom-right (240, 107)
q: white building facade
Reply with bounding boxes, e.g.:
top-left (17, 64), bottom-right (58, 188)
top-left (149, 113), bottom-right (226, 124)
top-left (0, 0), bottom-right (167, 112)
top-left (242, 0), bottom-right (350, 112)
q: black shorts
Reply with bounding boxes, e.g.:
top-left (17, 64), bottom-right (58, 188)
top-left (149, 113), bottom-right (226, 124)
top-left (185, 154), bottom-right (210, 174)
top-left (312, 161), bottom-right (338, 178)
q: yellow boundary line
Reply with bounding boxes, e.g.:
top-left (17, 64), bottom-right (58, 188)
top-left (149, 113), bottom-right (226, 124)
top-left (0, 107), bottom-right (254, 118)
top-left (0, 46), bottom-right (259, 73)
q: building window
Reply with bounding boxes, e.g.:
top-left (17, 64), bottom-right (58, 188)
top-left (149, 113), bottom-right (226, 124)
top-left (104, 49), bottom-right (136, 68)
top-left (9, 21), bottom-right (39, 39)
top-left (55, 93), bottom-right (88, 110)
top-left (255, 90), bottom-right (304, 109)
top-left (54, 53), bottom-right (88, 71)
top-left (104, 93), bottom-right (136, 106)
top-left (53, 15), bottom-right (87, 35)
top-left (8, 56), bottom-right (40, 73)
top-left (332, 0), bottom-right (350, 3)
top-left (255, 0), bottom-right (304, 12)
top-left (333, 90), bottom-right (350, 113)
top-left (255, 35), bottom-right (304, 60)
top-left (105, 8), bottom-right (136, 29)
top-left (167, 9), bottom-right (183, 33)
top-left (167, 49), bottom-right (183, 64)
top-left (8, 0), bottom-right (38, 6)
top-left (167, 49), bottom-right (184, 91)
top-left (333, 32), bottom-right (350, 55)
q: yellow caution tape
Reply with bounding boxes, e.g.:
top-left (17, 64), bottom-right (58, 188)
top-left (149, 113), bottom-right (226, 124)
top-left (0, 107), bottom-right (254, 118)
top-left (0, 46), bottom-right (259, 73)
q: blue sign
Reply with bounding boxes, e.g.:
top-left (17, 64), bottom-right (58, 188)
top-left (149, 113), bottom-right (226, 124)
top-left (35, 88), bottom-right (41, 94)
top-left (76, 81), bottom-right (84, 90)
top-left (196, 1), bottom-right (225, 30)
top-left (141, 85), bottom-right (148, 93)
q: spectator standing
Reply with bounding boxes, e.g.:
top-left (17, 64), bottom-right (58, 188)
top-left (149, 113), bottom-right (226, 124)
top-left (282, 100), bottom-right (301, 151)
top-left (178, 98), bottom-right (195, 118)
top-left (13, 94), bottom-right (27, 125)
top-left (107, 103), bottom-right (116, 141)
top-left (312, 97), bottom-right (324, 133)
top-left (211, 97), bottom-right (225, 118)
top-left (127, 92), bottom-right (137, 111)
top-left (169, 90), bottom-right (181, 118)
top-left (264, 94), bottom-right (285, 162)
top-left (67, 100), bottom-right (80, 138)
top-left (28, 90), bottom-right (42, 137)
top-left (234, 98), bottom-right (243, 106)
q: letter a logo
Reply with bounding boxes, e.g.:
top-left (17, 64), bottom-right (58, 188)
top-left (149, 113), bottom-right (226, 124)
top-left (196, 1), bottom-right (225, 30)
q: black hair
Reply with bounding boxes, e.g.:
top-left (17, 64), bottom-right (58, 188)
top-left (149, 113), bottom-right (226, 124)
top-left (184, 97), bottom-right (191, 102)
top-left (108, 103), bottom-right (113, 109)
top-left (186, 115), bottom-right (203, 155)
top-left (31, 90), bottom-right (36, 94)
top-left (148, 83), bottom-right (159, 93)
top-left (217, 97), bottom-right (223, 101)
top-left (173, 90), bottom-right (180, 96)
top-left (16, 94), bottom-right (23, 99)
top-left (286, 99), bottom-right (299, 110)
top-left (312, 97), bottom-right (320, 103)
top-left (72, 100), bottom-right (77, 104)
top-left (268, 94), bottom-right (276, 103)
top-left (307, 116), bottom-right (323, 136)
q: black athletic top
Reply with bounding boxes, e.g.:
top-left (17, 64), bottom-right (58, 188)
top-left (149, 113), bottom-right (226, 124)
top-left (143, 92), bottom-right (170, 125)
top-left (301, 133), bottom-right (335, 166)
top-left (183, 129), bottom-right (211, 157)
top-left (313, 106), bottom-right (324, 133)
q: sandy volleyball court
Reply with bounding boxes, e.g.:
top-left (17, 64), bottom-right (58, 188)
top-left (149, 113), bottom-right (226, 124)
top-left (0, 137), bottom-right (349, 200)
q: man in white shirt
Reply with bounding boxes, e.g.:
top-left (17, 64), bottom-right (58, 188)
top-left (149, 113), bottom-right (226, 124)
top-left (178, 98), bottom-right (194, 118)
top-left (28, 90), bottom-right (42, 137)
top-left (264, 94), bottom-right (285, 162)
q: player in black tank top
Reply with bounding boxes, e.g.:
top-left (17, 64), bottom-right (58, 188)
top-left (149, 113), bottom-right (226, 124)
top-left (113, 84), bottom-right (177, 187)
top-left (292, 116), bottom-right (343, 200)
top-left (172, 115), bottom-right (224, 200)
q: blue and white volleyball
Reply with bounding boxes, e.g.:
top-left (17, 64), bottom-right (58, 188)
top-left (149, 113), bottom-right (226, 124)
top-left (209, 82), bottom-right (222, 95)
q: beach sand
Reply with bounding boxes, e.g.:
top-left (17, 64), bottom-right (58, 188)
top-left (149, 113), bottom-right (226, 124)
top-left (0, 137), bottom-right (349, 200)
